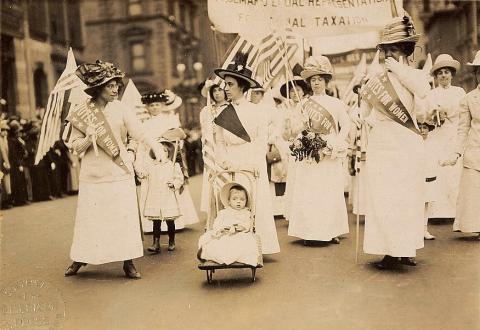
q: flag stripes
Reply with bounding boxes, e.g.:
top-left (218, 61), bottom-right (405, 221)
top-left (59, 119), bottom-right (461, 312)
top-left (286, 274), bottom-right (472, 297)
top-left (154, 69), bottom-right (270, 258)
top-left (35, 48), bottom-right (80, 165)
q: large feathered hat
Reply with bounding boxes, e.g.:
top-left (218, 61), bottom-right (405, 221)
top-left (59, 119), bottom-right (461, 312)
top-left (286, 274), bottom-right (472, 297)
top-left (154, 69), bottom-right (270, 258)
top-left (214, 53), bottom-right (260, 89)
top-left (76, 60), bottom-right (125, 94)
top-left (377, 15), bottom-right (420, 46)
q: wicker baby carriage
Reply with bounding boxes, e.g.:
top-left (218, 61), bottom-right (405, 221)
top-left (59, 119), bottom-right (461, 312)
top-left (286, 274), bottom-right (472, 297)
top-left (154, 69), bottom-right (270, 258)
top-left (198, 169), bottom-right (263, 283)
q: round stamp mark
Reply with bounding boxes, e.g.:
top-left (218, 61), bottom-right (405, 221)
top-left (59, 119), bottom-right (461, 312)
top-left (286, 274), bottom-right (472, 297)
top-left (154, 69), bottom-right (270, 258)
top-left (1, 279), bottom-right (65, 329)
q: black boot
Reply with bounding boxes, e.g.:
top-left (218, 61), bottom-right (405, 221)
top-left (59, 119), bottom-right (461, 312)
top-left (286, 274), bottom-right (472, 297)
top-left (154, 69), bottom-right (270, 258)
top-left (374, 255), bottom-right (399, 270)
top-left (64, 261), bottom-right (86, 276)
top-left (148, 221), bottom-right (161, 253)
top-left (167, 220), bottom-right (176, 251)
top-left (123, 260), bottom-right (141, 279)
top-left (400, 257), bottom-right (417, 266)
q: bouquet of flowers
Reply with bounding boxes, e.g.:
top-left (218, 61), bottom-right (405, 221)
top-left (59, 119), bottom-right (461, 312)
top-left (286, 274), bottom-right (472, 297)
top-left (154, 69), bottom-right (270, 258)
top-left (289, 129), bottom-right (328, 163)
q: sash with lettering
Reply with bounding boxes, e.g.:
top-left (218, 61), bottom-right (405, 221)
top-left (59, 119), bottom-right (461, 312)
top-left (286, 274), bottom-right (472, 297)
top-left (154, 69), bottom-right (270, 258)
top-left (360, 71), bottom-right (421, 136)
top-left (302, 98), bottom-right (338, 135)
top-left (66, 101), bottom-right (130, 173)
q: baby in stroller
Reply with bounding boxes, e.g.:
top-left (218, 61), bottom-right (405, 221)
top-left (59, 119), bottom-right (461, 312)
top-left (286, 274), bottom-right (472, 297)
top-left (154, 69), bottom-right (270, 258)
top-left (198, 183), bottom-right (261, 267)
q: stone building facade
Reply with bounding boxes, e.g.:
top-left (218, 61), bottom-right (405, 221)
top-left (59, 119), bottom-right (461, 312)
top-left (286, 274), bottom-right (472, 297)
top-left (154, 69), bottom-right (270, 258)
top-left (0, 0), bottom-right (85, 119)
top-left (82, 0), bottom-right (234, 128)
top-left (406, 0), bottom-right (479, 90)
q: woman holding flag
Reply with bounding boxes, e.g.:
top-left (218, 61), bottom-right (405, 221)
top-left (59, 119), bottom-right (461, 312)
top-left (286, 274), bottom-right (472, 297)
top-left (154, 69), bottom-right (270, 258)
top-left (353, 16), bottom-right (431, 269)
top-left (213, 53), bottom-right (280, 255)
top-left (63, 61), bottom-right (165, 279)
top-left (287, 56), bottom-right (350, 244)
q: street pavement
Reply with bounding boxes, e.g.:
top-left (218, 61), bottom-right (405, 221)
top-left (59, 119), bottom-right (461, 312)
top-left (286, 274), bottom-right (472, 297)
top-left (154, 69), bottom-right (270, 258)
top-left (1, 174), bottom-right (479, 330)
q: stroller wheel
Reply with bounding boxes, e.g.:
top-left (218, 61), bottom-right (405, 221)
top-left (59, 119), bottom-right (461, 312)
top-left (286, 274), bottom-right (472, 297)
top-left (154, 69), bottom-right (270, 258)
top-left (206, 270), bottom-right (213, 284)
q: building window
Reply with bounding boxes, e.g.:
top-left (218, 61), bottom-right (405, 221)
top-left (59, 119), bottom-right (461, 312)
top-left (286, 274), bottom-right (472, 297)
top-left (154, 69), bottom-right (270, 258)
top-left (67, 0), bottom-right (83, 48)
top-left (33, 64), bottom-right (48, 108)
top-left (167, 0), bottom-right (175, 16)
top-left (28, 0), bottom-right (47, 40)
top-left (48, 0), bottom-right (66, 44)
top-left (128, 0), bottom-right (142, 16)
top-left (130, 41), bottom-right (146, 72)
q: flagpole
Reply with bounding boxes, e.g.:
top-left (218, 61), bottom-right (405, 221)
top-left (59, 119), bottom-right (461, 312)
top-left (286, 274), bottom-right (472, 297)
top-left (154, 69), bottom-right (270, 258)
top-left (211, 25), bottom-right (221, 67)
top-left (355, 91), bottom-right (362, 264)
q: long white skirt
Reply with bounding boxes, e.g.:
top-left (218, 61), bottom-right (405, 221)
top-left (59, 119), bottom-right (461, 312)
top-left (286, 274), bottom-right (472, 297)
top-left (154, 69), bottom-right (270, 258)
top-left (364, 121), bottom-right (425, 257)
top-left (288, 157), bottom-right (349, 241)
top-left (283, 156), bottom-right (297, 221)
top-left (70, 177), bottom-right (144, 264)
top-left (453, 167), bottom-right (480, 233)
top-left (139, 179), bottom-right (199, 232)
top-left (426, 127), bottom-right (462, 218)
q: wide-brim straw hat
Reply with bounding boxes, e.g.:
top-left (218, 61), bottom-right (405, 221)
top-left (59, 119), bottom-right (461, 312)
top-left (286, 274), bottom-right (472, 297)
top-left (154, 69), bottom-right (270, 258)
top-left (280, 76), bottom-right (309, 98)
top-left (214, 53), bottom-right (261, 89)
top-left (467, 50), bottom-right (480, 66)
top-left (219, 182), bottom-right (251, 209)
top-left (76, 60), bottom-right (125, 94)
top-left (377, 15), bottom-right (420, 46)
top-left (431, 54), bottom-right (461, 74)
top-left (300, 56), bottom-right (333, 80)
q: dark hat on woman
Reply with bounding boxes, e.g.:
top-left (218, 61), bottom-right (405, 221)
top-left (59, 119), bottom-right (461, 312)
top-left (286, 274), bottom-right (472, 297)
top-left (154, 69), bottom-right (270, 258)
top-left (149, 139), bottom-right (176, 160)
top-left (377, 15), bottom-right (420, 46)
top-left (280, 76), bottom-right (309, 98)
top-left (141, 90), bottom-right (182, 111)
top-left (214, 53), bottom-right (260, 89)
top-left (76, 60), bottom-right (125, 94)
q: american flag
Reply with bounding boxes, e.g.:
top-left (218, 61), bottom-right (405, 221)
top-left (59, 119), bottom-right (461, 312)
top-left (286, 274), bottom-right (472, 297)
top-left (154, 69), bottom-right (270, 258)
top-left (253, 29), bottom-right (299, 89)
top-left (34, 48), bottom-right (84, 165)
top-left (341, 53), bottom-right (367, 107)
top-left (213, 35), bottom-right (260, 86)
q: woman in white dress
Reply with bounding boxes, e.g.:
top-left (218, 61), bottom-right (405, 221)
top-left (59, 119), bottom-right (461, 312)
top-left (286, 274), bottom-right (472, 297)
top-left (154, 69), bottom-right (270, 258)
top-left (279, 77), bottom-right (309, 221)
top-left (63, 61), bottom-right (164, 278)
top-left (199, 82), bottom-right (228, 215)
top-left (287, 56), bottom-right (350, 244)
top-left (213, 54), bottom-right (280, 255)
top-left (135, 91), bottom-right (199, 233)
top-left (353, 16), bottom-right (431, 269)
top-left (442, 51), bottom-right (480, 239)
top-left (424, 54), bottom-right (466, 237)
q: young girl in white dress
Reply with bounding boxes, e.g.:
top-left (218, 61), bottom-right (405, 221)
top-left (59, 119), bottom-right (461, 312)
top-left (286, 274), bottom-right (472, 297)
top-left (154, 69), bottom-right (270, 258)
top-left (198, 183), bottom-right (260, 266)
top-left (144, 141), bottom-right (184, 253)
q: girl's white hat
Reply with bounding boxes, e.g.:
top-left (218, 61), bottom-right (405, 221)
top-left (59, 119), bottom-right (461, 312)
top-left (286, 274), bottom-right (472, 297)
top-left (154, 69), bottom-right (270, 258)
top-left (430, 54), bottom-right (460, 74)
top-left (300, 56), bottom-right (333, 80)
top-left (467, 50), bottom-right (480, 67)
top-left (219, 182), bottom-right (251, 209)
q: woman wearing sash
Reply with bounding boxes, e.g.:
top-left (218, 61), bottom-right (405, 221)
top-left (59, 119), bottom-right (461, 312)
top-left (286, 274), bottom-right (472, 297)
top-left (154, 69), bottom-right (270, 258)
top-left (214, 54), bottom-right (280, 255)
top-left (424, 55), bottom-right (466, 238)
top-left (134, 90), bottom-right (199, 234)
top-left (280, 77), bottom-right (309, 221)
top-left (441, 51), bottom-right (480, 239)
top-left (199, 82), bottom-right (228, 215)
top-left (63, 61), bottom-right (164, 279)
top-left (287, 56), bottom-right (350, 244)
top-left (354, 16), bottom-right (431, 269)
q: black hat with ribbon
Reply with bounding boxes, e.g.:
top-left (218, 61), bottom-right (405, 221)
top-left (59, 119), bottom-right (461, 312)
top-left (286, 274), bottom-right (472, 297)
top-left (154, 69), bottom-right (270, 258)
top-left (214, 53), bottom-right (260, 89)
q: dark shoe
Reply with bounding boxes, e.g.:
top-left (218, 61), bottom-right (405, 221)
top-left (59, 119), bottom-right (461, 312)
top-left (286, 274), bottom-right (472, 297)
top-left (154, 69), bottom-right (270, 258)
top-left (123, 261), bottom-right (141, 279)
top-left (147, 238), bottom-right (160, 254)
top-left (373, 255), bottom-right (398, 270)
top-left (331, 237), bottom-right (340, 244)
top-left (400, 257), bottom-right (417, 266)
top-left (64, 262), bottom-right (86, 276)
top-left (168, 241), bottom-right (175, 251)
